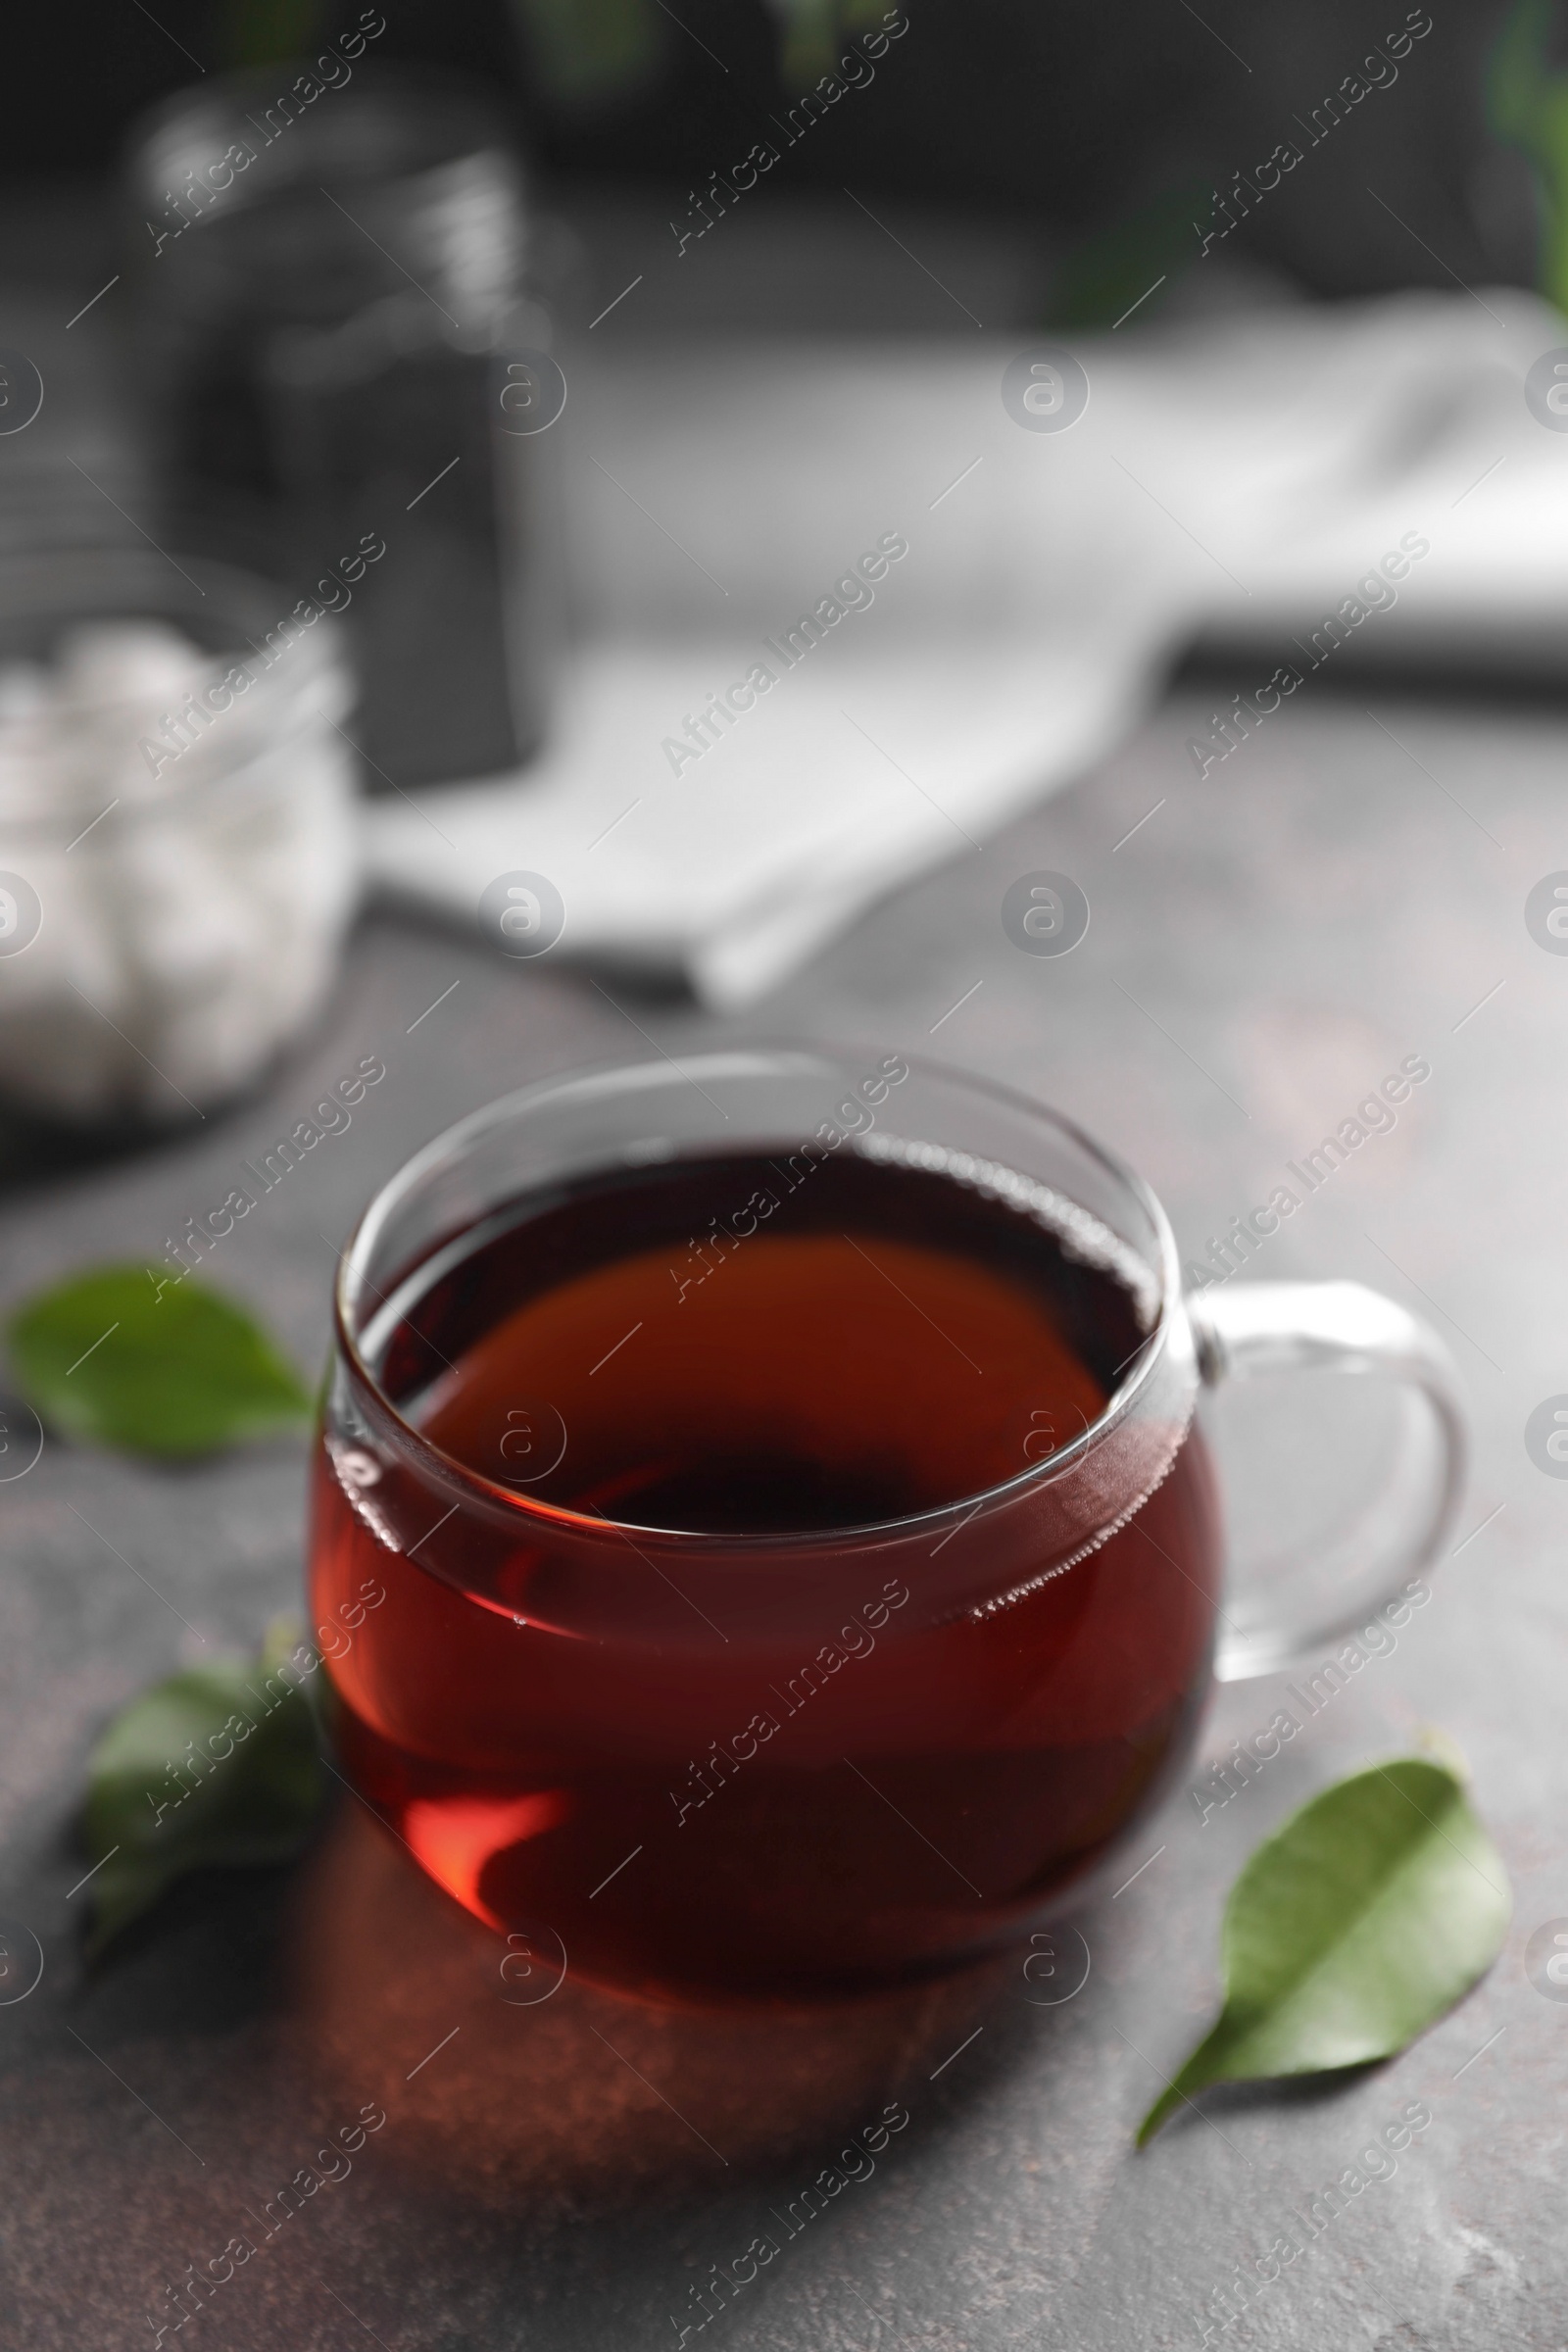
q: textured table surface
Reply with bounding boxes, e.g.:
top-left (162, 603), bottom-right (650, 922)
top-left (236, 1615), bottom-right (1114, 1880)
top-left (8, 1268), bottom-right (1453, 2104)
top-left (3, 172), bottom-right (1566, 2352)
top-left (1, 668), bottom-right (1563, 2352)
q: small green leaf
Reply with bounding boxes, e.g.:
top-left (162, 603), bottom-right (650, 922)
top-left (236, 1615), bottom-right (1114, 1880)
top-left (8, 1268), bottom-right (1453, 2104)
top-left (1045, 184), bottom-right (1209, 333)
top-left (1138, 1758), bottom-right (1511, 2144)
top-left (222, 0), bottom-right (321, 69)
top-left (80, 1619), bottom-right (325, 1958)
top-left (510, 0), bottom-right (662, 105)
top-left (9, 1266), bottom-right (311, 1457)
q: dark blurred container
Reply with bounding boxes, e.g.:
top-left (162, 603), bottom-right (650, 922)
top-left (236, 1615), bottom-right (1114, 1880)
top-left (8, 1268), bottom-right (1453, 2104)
top-left (122, 65), bottom-right (562, 790)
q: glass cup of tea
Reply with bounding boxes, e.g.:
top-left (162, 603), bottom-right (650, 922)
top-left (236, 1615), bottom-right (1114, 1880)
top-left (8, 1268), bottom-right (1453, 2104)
top-left (310, 1048), bottom-right (1464, 2003)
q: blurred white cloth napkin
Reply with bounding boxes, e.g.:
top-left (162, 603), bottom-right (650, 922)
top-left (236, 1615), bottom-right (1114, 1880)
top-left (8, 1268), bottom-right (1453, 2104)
top-left (366, 289), bottom-right (1568, 1005)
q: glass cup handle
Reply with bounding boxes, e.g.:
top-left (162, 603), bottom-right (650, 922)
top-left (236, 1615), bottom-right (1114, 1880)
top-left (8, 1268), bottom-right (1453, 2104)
top-left (1188, 1281), bottom-right (1468, 1683)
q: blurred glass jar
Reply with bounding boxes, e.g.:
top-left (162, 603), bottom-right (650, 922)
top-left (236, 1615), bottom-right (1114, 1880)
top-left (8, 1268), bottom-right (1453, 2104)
top-left (0, 550), bottom-right (358, 1128)
top-left (122, 65), bottom-right (561, 792)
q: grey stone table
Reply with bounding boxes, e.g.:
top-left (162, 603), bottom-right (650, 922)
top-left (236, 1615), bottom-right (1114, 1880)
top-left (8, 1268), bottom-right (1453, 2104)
top-left (2, 174), bottom-right (1565, 2352)
top-left (1, 667), bottom-right (1564, 2352)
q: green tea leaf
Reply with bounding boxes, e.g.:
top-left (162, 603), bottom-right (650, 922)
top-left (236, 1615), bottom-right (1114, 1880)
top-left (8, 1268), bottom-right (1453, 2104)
top-left (9, 1266), bottom-right (311, 1457)
top-left (222, 0), bottom-right (321, 69)
top-left (1045, 185), bottom-right (1208, 333)
top-left (510, 0), bottom-right (662, 105)
top-left (1138, 1758), bottom-right (1511, 2144)
top-left (1487, 0), bottom-right (1568, 313)
top-left (80, 1620), bottom-right (325, 1959)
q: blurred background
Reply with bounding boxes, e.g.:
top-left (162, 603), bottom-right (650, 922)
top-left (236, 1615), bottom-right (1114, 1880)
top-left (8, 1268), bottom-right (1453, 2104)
top-left (5, 0), bottom-right (1558, 298)
top-left (0, 0), bottom-right (1564, 1151)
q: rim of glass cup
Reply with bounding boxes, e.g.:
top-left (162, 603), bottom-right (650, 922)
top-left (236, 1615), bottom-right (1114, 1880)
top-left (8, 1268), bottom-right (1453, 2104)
top-left (0, 547), bottom-right (351, 830)
top-left (334, 1046), bottom-right (1187, 1548)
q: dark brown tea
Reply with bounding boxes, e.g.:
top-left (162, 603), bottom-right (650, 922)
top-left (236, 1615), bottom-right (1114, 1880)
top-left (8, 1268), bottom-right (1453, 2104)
top-left (311, 1142), bottom-right (1222, 1999)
